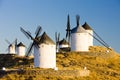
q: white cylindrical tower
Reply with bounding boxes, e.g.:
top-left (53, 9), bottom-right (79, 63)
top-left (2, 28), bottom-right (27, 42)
top-left (17, 42), bottom-right (25, 56)
top-left (71, 26), bottom-right (89, 52)
top-left (82, 22), bottom-right (93, 46)
top-left (34, 32), bottom-right (56, 68)
top-left (8, 44), bottom-right (15, 54)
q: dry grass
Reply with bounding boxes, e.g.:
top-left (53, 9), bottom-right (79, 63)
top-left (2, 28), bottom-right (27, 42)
top-left (0, 46), bottom-right (120, 80)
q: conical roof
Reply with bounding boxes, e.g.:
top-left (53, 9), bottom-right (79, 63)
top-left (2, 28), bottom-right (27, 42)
top-left (9, 44), bottom-right (14, 47)
top-left (71, 25), bottom-right (87, 33)
top-left (39, 32), bottom-right (55, 45)
top-left (82, 22), bottom-right (92, 30)
top-left (59, 38), bottom-right (69, 45)
top-left (71, 15), bottom-right (87, 33)
top-left (17, 42), bottom-right (25, 47)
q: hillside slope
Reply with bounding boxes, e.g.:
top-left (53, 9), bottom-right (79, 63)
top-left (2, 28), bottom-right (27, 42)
top-left (0, 46), bottom-right (120, 80)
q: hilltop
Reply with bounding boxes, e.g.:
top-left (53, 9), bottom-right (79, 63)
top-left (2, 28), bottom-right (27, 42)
top-left (0, 46), bottom-right (120, 80)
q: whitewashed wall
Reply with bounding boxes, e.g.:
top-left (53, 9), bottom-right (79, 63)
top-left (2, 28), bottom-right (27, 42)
top-left (17, 46), bottom-right (25, 56)
top-left (71, 33), bottom-right (89, 51)
top-left (8, 45), bottom-right (15, 54)
top-left (34, 44), bottom-right (56, 68)
top-left (59, 44), bottom-right (69, 48)
top-left (86, 30), bottom-right (93, 46)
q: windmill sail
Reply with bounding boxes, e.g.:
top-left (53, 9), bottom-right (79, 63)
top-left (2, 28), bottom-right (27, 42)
top-left (20, 27), bottom-right (35, 40)
top-left (20, 26), bottom-right (42, 57)
top-left (35, 26), bottom-right (42, 38)
top-left (5, 39), bottom-right (11, 45)
top-left (76, 15), bottom-right (80, 27)
top-left (5, 39), bottom-right (17, 53)
top-left (15, 38), bottom-right (17, 52)
top-left (66, 14), bottom-right (71, 43)
top-left (86, 29), bottom-right (110, 49)
top-left (82, 22), bottom-right (110, 49)
top-left (55, 32), bottom-right (60, 52)
top-left (93, 30), bottom-right (110, 48)
top-left (26, 42), bottom-right (34, 57)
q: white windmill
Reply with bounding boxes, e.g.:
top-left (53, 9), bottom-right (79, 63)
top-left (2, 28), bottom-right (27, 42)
top-left (58, 38), bottom-right (70, 52)
top-left (17, 42), bottom-right (26, 56)
top-left (59, 38), bottom-right (69, 49)
top-left (5, 39), bottom-right (17, 54)
top-left (20, 26), bottom-right (56, 69)
top-left (56, 14), bottom-right (71, 52)
top-left (71, 15), bottom-right (89, 52)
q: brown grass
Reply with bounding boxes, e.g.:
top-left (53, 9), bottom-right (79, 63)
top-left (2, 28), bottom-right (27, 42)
top-left (0, 46), bottom-right (120, 80)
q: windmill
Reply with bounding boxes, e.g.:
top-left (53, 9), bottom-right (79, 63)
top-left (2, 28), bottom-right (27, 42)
top-left (5, 39), bottom-right (17, 54)
top-left (66, 14), bottom-right (71, 44)
top-left (59, 38), bottom-right (70, 52)
top-left (71, 15), bottom-right (89, 51)
top-left (20, 26), bottom-right (56, 68)
top-left (17, 42), bottom-right (26, 56)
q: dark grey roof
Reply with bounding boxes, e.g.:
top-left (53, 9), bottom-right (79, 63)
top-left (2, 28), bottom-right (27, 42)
top-left (82, 22), bottom-right (92, 30)
top-left (71, 25), bottom-right (87, 33)
top-left (9, 44), bottom-right (13, 47)
top-left (59, 38), bottom-right (69, 45)
top-left (39, 32), bottom-right (55, 45)
top-left (17, 42), bottom-right (25, 47)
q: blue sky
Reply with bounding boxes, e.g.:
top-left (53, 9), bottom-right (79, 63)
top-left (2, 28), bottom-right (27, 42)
top-left (0, 0), bottom-right (120, 53)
